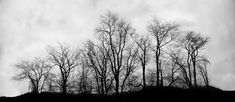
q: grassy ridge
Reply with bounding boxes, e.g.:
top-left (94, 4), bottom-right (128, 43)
top-left (1, 86), bottom-right (235, 102)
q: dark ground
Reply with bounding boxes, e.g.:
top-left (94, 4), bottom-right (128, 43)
top-left (1, 86), bottom-right (235, 102)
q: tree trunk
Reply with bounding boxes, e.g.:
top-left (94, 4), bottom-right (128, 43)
top-left (115, 75), bottom-right (119, 95)
top-left (193, 60), bottom-right (197, 87)
top-left (101, 78), bottom-right (105, 95)
top-left (62, 79), bottom-right (67, 94)
top-left (160, 70), bottom-right (163, 86)
top-left (156, 53), bottom-right (159, 87)
top-left (143, 64), bottom-right (146, 89)
top-left (187, 52), bottom-right (192, 88)
top-left (156, 48), bottom-right (160, 87)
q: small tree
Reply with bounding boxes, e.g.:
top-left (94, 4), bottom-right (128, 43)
top-left (197, 56), bottom-right (210, 87)
top-left (13, 57), bottom-right (52, 93)
top-left (166, 54), bottom-right (180, 87)
top-left (146, 69), bottom-right (157, 86)
top-left (84, 40), bottom-right (113, 95)
top-left (170, 49), bottom-right (192, 88)
top-left (126, 74), bottom-right (142, 91)
top-left (77, 49), bottom-right (93, 94)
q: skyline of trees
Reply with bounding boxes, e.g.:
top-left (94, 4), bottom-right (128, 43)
top-left (13, 11), bottom-right (210, 94)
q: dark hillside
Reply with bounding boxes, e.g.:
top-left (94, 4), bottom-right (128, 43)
top-left (1, 86), bottom-right (235, 102)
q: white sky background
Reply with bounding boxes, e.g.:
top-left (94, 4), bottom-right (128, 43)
top-left (0, 0), bottom-right (234, 97)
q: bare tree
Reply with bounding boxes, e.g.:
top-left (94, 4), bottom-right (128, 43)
top-left (169, 49), bottom-right (192, 88)
top-left (146, 68), bottom-right (159, 86)
top-left (166, 55), bottom-right (180, 87)
top-left (47, 42), bottom-right (80, 94)
top-left (120, 44), bottom-right (139, 92)
top-left (84, 40), bottom-right (113, 95)
top-left (131, 34), bottom-right (151, 89)
top-left (13, 57), bottom-right (52, 93)
top-left (45, 72), bottom-right (61, 92)
top-left (77, 49), bottom-right (93, 94)
top-left (147, 18), bottom-right (179, 86)
top-left (126, 74), bottom-right (142, 91)
top-left (197, 56), bottom-right (210, 87)
top-left (95, 11), bottom-right (135, 94)
top-left (177, 31), bottom-right (209, 87)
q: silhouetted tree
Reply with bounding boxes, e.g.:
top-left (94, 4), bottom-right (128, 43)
top-left (126, 74), bottom-right (142, 91)
top-left (45, 72), bottom-right (60, 92)
top-left (13, 57), bottom-right (52, 93)
top-left (95, 11), bottom-right (135, 94)
top-left (146, 69), bottom-right (157, 86)
top-left (84, 40), bottom-right (113, 95)
top-left (198, 56), bottom-right (210, 87)
top-left (147, 18), bottom-right (179, 86)
top-left (12, 11), bottom-right (212, 95)
top-left (166, 54), bottom-right (180, 87)
top-left (120, 44), bottom-right (139, 92)
top-left (170, 49), bottom-right (193, 88)
top-left (177, 31), bottom-right (209, 87)
top-left (77, 49), bottom-right (93, 94)
top-left (131, 34), bottom-right (151, 89)
top-left (66, 74), bottom-right (79, 93)
top-left (47, 42), bottom-right (80, 94)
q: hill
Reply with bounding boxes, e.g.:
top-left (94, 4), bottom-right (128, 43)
top-left (1, 86), bottom-right (235, 102)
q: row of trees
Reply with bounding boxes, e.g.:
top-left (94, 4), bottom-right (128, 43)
top-left (13, 12), bottom-right (210, 95)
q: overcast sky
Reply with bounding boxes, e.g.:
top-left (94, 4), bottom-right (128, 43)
top-left (0, 0), bottom-right (234, 97)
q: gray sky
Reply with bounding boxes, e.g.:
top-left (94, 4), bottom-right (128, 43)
top-left (0, 0), bottom-right (234, 97)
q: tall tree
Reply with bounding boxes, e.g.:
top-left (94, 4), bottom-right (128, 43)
top-left (120, 43), bottom-right (139, 92)
top-left (131, 34), bottom-right (151, 89)
top-left (47, 42), bottom-right (80, 94)
top-left (95, 11), bottom-right (135, 94)
top-left (178, 31), bottom-right (209, 87)
top-left (147, 18), bottom-right (179, 86)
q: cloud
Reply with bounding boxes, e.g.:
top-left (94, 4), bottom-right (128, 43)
top-left (0, 0), bottom-right (234, 96)
top-left (218, 74), bottom-right (235, 90)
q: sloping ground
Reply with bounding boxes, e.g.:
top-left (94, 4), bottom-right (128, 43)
top-left (1, 86), bottom-right (235, 102)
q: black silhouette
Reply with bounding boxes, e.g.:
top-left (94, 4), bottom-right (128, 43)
top-left (13, 57), bottom-right (52, 93)
top-left (147, 18), bottom-right (180, 87)
top-left (95, 11), bottom-right (137, 94)
top-left (1, 11), bottom-right (234, 102)
top-left (83, 40), bottom-right (114, 95)
top-left (171, 31), bottom-right (209, 88)
top-left (130, 34), bottom-right (151, 89)
top-left (46, 42), bottom-right (80, 94)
